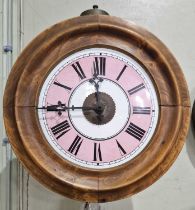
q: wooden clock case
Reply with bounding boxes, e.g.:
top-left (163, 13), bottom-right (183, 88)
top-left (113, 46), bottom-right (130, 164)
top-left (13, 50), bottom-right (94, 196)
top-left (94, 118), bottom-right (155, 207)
top-left (3, 13), bottom-right (190, 202)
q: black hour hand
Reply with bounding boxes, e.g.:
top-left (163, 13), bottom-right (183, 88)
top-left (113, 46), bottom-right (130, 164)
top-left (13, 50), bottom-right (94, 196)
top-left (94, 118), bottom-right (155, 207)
top-left (36, 103), bottom-right (96, 116)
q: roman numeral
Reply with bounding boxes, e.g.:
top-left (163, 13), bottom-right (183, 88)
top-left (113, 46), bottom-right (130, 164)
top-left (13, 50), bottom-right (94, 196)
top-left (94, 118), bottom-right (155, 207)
top-left (68, 135), bottom-right (83, 156)
top-left (72, 62), bottom-right (86, 80)
top-left (51, 120), bottom-right (71, 139)
top-left (116, 65), bottom-right (127, 81)
top-left (128, 83), bottom-right (145, 95)
top-left (116, 140), bottom-right (126, 155)
top-left (126, 122), bottom-right (146, 141)
top-left (93, 57), bottom-right (106, 76)
top-left (54, 81), bottom-right (72, 91)
top-left (133, 106), bottom-right (151, 115)
top-left (93, 143), bottom-right (102, 161)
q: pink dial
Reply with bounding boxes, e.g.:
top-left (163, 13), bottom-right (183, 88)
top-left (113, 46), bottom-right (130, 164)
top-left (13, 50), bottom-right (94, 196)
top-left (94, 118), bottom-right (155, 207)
top-left (38, 48), bottom-right (159, 169)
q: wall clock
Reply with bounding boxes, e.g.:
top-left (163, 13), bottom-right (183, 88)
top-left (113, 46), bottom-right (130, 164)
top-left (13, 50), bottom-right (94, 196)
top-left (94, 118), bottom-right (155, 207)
top-left (3, 6), bottom-right (190, 202)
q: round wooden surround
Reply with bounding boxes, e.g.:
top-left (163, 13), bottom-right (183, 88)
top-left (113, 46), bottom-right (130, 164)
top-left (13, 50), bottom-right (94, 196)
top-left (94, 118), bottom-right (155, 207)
top-left (3, 14), bottom-right (190, 202)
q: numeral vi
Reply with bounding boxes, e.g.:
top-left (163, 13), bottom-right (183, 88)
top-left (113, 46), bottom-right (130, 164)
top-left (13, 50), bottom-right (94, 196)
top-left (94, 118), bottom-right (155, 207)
top-left (93, 143), bottom-right (102, 161)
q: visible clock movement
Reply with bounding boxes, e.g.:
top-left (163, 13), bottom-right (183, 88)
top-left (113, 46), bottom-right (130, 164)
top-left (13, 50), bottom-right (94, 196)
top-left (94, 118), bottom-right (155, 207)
top-left (3, 6), bottom-right (190, 202)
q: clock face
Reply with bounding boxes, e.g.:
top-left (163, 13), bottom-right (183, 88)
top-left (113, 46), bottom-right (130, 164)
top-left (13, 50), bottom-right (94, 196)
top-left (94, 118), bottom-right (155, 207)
top-left (38, 48), bottom-right (159, 169)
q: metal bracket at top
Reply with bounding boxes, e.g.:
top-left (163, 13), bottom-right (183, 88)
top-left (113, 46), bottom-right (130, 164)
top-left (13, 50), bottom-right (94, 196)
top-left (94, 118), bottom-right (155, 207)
top-left (80, 5), bottom-right (109, 16)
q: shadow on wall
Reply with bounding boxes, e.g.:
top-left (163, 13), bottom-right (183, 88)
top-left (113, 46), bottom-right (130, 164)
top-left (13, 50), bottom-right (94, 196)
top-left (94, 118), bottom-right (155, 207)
top-left (186, 88), bottom-right (195, 169)
top-left (0, 158), bottom-right (134, 210)
top-left (186, 123), bottom-right (195, 168)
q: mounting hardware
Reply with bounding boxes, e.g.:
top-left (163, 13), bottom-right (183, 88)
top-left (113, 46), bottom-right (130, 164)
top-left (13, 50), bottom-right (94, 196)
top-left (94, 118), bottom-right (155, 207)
top-left (80, 5), bottom-right (109, 16)
top-left (3, 45), bottom-right (13, 53)
top-left (2, 137), bottom-right (9, 146)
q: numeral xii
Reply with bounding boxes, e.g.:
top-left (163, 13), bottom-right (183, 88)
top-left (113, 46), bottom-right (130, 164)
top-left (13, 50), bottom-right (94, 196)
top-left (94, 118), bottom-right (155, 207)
top-left (93, 57), bottom-right (106, 76)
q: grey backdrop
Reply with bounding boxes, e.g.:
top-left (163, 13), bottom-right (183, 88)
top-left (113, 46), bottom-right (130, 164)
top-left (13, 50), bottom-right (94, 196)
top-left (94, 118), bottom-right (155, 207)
top-left (1, 1), bottom-right (195, 210)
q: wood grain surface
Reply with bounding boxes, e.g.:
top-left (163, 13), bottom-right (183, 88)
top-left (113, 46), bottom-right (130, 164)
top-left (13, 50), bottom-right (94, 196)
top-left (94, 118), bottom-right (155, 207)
top-left (3, 14), bottom-right (190, 202)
